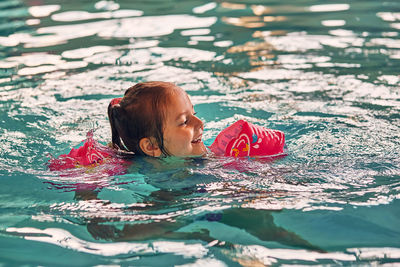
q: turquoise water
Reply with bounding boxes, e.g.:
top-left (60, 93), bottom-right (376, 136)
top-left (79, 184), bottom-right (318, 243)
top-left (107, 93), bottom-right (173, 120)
top-left (1, 0), bottom-right (400, 265)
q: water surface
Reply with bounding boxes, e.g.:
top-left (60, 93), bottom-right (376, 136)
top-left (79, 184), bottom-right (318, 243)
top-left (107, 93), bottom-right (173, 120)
top-left (0, 0), bottom-right (399, 265)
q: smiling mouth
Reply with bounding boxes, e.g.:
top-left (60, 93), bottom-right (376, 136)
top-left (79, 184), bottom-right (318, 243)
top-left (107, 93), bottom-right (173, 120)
top-left (191, 136), bottom-right (202, 144)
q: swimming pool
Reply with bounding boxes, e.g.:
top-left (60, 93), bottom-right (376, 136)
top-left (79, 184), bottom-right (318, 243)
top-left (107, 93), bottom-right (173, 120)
top-left (1, 0), bottom-right (399, 265)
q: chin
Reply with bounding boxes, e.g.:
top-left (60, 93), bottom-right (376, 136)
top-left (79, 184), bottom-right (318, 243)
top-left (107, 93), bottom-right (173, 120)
top-left (193, 144), bottom-right (207, 156)
top-left (172, 143), bottom-right (207, 157)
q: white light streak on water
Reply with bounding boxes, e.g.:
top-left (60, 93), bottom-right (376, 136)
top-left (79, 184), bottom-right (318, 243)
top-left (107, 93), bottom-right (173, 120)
top-left (235, 245), bottom-right (356, 265)
top-left (6, 227), bottom-right (208, 258)
top-left (1, 0), bottom-right (400, 265)
top-left (51, 10), bottom-right (143, 22)
top-left (61, 46), bottom-right (113, 59)
top-left (95, 0), bottom-right (119, 11)
top-left (181, 29), bottom-right (211, 36)
top-left (192, 3), bottom-right (217, 14)
top-left (348, 247), bottom-right (400, 260)
top-left (213, 40), bottom-right (233, 47)
top-left (309, 4), bottom-right (350, 13)
top-left (377, 12), bottom-right (400, 22)
top-left (322, 20), bottom-right (346, 27)
top-left (4, 15), bottom-right (216, 49)
top-left (176, 258), bottom-right (227, 267)
top-left (28, 5), bottom-right (60, 17)
top-left (18, 65), bottom-right (58, 76)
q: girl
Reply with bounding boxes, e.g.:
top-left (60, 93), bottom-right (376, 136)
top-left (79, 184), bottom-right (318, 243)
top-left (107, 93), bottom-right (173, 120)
top-left (108, 81), bottom-right (207, 158)
top-left (48, 81), bottom-right (285, 172)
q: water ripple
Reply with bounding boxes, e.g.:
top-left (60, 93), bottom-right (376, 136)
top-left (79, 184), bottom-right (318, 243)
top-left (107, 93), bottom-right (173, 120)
top-left (1, 0), bottom-right (400, 265)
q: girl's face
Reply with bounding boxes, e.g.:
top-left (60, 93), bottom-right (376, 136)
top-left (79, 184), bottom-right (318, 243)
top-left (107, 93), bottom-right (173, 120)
top-left (162, 87), bottom-right (207, 157)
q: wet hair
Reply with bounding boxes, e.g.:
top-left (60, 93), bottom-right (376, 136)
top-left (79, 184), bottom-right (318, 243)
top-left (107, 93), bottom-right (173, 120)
top-left (108, 81), bottom-right (176, 156)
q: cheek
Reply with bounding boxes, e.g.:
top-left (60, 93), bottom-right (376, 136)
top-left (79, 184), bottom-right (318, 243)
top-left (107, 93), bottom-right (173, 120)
top-left (165, 130), bottom-right (191, 147)
top-left (178, 131), bottom-right (192, 144)
top-left (175, 131), bottom-right (194, 150)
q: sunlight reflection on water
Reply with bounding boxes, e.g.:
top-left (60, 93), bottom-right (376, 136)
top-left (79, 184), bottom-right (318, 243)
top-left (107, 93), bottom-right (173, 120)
top-left (0, 0), bottom-right (399, 265)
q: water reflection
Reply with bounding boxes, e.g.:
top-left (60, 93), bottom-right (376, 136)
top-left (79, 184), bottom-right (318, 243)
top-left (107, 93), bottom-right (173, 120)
top-left (51, 10), bottom-right (143, 22)
top-left (39, 157), bottom-right (326, 255)
top-left (308, 4), bottom-right (350, 12)
top-left (1, 0), bottom-right (400, 265)
top-left (28, 5), bottom-right (60, 17)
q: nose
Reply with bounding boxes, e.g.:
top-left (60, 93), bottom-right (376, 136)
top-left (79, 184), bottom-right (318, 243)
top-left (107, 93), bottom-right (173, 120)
top-left (193, 115), bottom-right (204, 131)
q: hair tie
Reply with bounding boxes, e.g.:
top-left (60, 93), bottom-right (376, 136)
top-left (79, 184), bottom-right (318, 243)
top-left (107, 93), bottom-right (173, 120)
top-left (110, 97), bottom-right (122, 107)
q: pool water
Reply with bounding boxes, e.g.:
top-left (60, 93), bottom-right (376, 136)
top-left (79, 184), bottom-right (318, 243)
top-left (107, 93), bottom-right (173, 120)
top-left (1, 0), bottom-right (400, 265)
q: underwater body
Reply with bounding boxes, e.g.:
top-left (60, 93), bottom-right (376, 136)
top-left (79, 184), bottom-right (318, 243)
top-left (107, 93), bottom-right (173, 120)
top-left (0, 0), bottom-right (400, 265)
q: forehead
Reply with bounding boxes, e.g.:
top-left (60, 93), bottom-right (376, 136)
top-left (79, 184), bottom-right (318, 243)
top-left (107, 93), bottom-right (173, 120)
top-left (164, 87), bottom-right (192, 117)
top-left (167, 86), bottom-right (191, 105)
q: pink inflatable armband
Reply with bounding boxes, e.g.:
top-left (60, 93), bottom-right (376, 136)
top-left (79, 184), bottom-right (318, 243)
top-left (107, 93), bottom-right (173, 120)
top-left (209, 120), bottom-right (285, 157)
top-left (48, 131), bottom-right (127, 175)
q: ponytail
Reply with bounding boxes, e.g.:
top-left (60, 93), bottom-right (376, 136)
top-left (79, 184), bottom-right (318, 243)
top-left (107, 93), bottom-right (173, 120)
top-left (107, 96), bottom-right (145, 156)
top-left (107, 99), bottom-right (124, 151)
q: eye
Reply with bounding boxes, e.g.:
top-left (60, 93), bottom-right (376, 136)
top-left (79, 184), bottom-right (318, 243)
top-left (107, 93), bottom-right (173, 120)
top-left (180, 118), bottom-right (188, 126)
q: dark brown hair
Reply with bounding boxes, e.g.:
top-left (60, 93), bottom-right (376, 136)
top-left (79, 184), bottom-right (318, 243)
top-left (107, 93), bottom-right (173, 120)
top-left (108, 81), bottom-right (176, 156)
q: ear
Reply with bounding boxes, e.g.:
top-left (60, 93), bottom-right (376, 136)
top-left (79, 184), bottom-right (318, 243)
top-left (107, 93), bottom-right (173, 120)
top-left (139, 137), bottom-right (162, 157)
